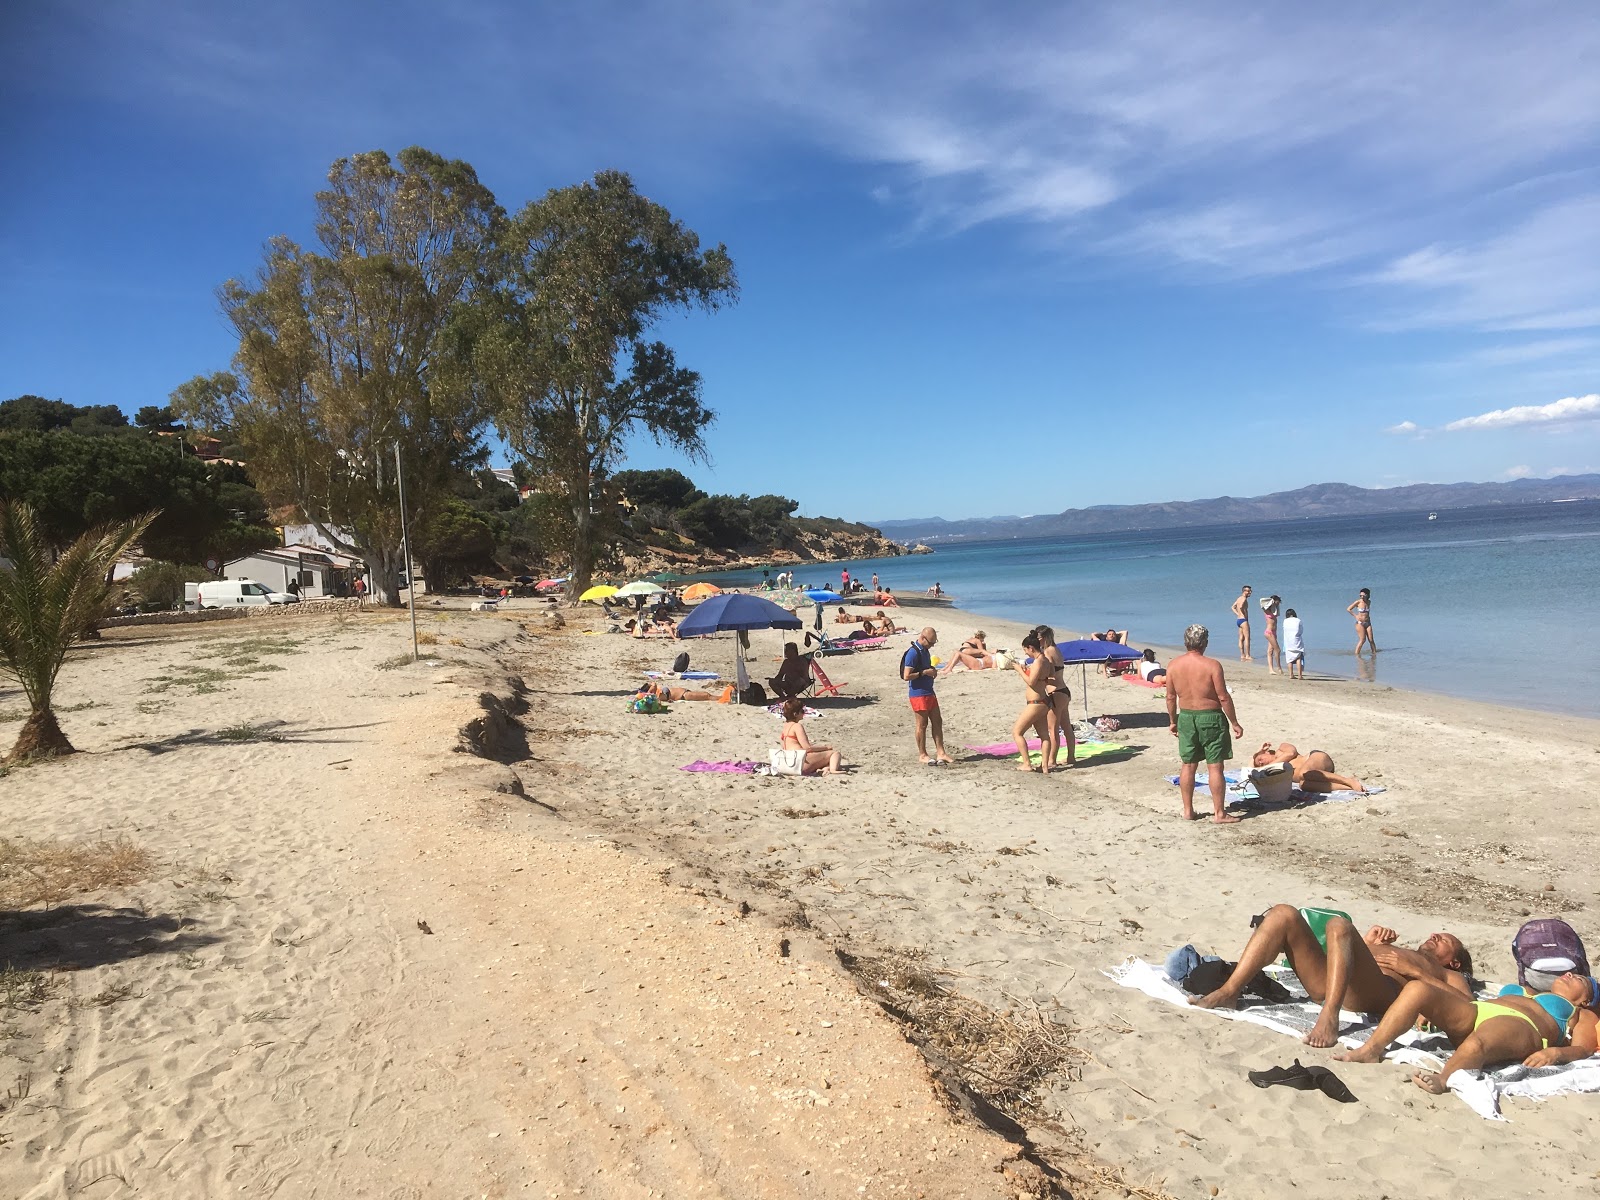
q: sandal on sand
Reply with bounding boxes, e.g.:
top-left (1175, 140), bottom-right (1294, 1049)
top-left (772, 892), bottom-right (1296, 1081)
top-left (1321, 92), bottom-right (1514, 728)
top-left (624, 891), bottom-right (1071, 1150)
top-left (1247, 1059), bottom-right (1357, 1104)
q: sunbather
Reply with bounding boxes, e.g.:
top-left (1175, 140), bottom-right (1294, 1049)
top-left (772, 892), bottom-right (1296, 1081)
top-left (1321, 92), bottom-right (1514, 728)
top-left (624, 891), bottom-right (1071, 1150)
top-left (778, 697), bottom-right (843, 775)
top-left (1191, 905), bottom-right (1473, 1047)
top-left (834, 607), bottom-right (867, 625)
top-left (768, 642), bottom-right (812, 701)
top-left (942, 631), bottom-right (995, 675)
top-left (875, 609), bottom-right (906, 634)
top-left (1332, 971), bottom-right (1600, 1093)
top-left (1251, 741), bottom-right (1366, 793)
top-left (641, 681), bottom-right (730, 702)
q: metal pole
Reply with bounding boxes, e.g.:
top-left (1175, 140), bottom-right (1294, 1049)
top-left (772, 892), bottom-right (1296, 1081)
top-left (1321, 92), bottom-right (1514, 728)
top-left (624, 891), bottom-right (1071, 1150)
top-left (394, 441), bottom-right (419, 661)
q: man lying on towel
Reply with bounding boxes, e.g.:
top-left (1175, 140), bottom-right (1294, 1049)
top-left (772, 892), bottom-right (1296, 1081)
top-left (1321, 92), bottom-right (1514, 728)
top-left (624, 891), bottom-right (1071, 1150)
top-left (1190, 905), bottom-right (1473, 1048)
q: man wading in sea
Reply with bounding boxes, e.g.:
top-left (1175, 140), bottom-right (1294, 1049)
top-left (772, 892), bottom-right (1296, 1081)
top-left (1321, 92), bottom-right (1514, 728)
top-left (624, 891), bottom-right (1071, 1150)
top-left (1166, 624), bottom-right (1244, 824)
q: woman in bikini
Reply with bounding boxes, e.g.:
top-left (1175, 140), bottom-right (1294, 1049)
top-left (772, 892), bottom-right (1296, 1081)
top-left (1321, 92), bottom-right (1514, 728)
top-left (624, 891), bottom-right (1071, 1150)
top-left (778, 697), bottom-right (842, 775)
top-left (1009, 633), bottom-right (1052, 772)
top-left (1250, 741), bottom-right (1365, 793)
top-left (1334, 972), bottom-right (1599, 1093)
top-left (641, 681), bottom-right (730, 703)
top-left (1347, 587), bottom-right (1377, 656)
top-left (1261, 595), bottom-right (1282, 674)
top-left (941, 631), bottom-right (995, 675)
top-left (1032, 625), bottom-right (1076, 771)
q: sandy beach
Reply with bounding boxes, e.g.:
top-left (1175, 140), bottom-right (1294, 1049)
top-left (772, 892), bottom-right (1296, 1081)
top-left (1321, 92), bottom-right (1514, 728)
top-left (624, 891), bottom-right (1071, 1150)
top-left (4, 599), bottom-right (1598, 1199)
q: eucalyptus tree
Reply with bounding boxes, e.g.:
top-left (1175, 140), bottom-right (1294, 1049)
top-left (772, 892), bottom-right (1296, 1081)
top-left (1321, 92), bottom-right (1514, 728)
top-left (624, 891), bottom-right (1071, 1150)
top-left (475, 171), bottom-right (736, 598)
top-left (171, 148), bottom-right (502, 603)
top-left (0, 502), bottom-right (152, 762)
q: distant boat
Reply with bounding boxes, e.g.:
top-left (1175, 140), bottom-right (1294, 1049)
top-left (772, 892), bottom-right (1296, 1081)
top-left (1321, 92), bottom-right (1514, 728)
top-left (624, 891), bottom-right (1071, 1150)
top-left (1427, 512), bottom-right (1438, 520)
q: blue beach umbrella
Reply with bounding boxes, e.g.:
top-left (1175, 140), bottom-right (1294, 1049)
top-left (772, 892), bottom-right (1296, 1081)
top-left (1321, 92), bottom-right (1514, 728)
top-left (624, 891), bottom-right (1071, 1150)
top-left (802, 588), bottom-right (845, 631)
top-left (677, 594), bottom-right (804, 704)
top-left (1053, 639), bottom-right (1143, 725)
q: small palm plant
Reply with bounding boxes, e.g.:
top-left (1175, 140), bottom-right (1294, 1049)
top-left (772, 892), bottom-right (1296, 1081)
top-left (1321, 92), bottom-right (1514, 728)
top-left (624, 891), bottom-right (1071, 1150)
top-left (0, 501), bottom-right (153, 763)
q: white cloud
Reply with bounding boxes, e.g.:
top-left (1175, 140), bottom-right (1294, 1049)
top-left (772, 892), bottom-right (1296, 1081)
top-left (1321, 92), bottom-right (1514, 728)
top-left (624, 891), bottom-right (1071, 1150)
top-left (1385, 420), bottom-right (1419, 434)
top-left (1443, 393), bottom-right (1600, 432)
top-left (1504, 465), bottom-right (1533, 478)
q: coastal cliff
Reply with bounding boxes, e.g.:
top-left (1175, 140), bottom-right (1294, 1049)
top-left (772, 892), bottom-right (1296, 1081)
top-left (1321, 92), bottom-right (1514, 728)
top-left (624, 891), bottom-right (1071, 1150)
top-left (615, 516), bottom-right (904, 577)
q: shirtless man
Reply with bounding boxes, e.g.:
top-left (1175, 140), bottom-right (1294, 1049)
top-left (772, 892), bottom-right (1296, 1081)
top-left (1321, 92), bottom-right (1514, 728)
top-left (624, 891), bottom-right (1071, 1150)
top-left (1192, 905), bottom-right (1473, 1048)
top-left (1252, 741), bottom-right (1366, 793)
top-left (1166, 624), bottom-right (1244, 824)
top-left (1231, 585), bottom-right (1253, 660)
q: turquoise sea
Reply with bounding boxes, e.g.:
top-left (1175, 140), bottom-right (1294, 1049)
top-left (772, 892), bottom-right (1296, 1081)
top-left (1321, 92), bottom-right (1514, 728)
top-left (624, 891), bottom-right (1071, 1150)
top-left (698, 501), bottom-right (1600, 719)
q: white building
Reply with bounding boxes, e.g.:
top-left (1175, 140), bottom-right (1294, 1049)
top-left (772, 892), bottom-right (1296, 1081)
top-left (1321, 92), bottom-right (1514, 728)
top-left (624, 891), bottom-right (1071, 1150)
top-left (224, 545), bottom-right (367, 598)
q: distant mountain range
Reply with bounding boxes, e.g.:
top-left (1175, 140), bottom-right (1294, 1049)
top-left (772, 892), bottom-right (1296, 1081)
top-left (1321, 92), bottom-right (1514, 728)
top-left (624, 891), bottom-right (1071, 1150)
top-left (874, 475), bottom-right (1600, 544)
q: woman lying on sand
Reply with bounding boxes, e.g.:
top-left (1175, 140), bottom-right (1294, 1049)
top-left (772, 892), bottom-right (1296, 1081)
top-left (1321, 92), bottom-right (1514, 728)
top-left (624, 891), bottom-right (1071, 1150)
top-left (778, 697), bottom-right (842, 775)
top-left (1333, 972), bottom-right (1600, 1093)
top-left (1251, 741), bottom-right (1366, 793)
top-left (641, 681), bottom-right (731, 703)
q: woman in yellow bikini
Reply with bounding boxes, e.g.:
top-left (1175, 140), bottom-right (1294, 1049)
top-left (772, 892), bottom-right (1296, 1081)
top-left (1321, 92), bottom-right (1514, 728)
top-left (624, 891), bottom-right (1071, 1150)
top-left (1334, 971), bottom-right (1599, 1093)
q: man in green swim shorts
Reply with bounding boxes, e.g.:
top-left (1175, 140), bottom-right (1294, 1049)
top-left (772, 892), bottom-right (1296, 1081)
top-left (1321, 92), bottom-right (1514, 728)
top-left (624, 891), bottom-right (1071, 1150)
top-left (1166, 623), bottom-right (1244, 824)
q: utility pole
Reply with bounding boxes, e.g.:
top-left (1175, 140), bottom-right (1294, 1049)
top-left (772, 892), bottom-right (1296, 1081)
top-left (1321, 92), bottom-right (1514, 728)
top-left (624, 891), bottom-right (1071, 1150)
top-left (394, 441), bottom-right (420, 661)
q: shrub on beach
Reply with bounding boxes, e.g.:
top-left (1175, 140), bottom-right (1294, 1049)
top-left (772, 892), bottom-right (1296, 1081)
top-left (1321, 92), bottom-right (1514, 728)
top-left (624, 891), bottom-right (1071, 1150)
top-left (131, 561), bottom-right (212, 610)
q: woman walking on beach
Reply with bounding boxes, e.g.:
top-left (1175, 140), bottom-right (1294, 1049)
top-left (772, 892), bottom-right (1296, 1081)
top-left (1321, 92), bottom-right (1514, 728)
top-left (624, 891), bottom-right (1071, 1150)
top-left (1347, 587), bottom-right (1377, 655)
top-left (1261, 595), bottom-right (1282, 674)
top-left (1033, 625), bottom-right (1077, 771)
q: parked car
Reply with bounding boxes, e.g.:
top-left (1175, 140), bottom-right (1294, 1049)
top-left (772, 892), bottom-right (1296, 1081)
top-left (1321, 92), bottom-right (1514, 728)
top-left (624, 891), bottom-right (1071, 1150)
top-left (195, 580), bottom-right (300, 609)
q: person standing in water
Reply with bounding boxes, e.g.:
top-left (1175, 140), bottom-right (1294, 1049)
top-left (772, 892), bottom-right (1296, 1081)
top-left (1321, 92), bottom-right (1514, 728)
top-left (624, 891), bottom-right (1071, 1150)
top-left (1261, 594), bottom-right (1282, 674)
top-left (1231, 585), bottom-right (1253, 661)
top-left (1282, 608), bottom-right (1306, 679)
top-left (1348, 587), bottom-right (1377, 655)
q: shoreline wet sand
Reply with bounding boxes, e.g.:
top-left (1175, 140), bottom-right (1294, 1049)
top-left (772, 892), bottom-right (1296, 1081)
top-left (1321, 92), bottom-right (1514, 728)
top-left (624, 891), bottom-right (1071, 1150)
top-left (3, 599), bottom-right (1596, 1198)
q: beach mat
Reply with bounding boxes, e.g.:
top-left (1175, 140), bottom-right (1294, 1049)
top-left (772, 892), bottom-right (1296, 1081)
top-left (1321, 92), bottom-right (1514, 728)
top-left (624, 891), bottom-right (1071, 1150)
top-left (1106, 958), bottom-right (1600, 1121)
top-left (1163, 774), bottom-right (1381, 806)
top-left (967, 738), bottom-right (1129, 764)
top-left (645, 671), bottom-right (720, 680)
top-left (1122, 674), bottom-right (1165, 690)
top-left (679, 759), bottom-right (762, 774)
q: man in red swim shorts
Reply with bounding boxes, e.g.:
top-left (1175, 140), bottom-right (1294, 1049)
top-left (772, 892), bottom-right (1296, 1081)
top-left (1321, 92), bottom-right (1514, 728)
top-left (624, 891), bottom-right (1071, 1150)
top-left (901, 627), bottom-right (953, 764)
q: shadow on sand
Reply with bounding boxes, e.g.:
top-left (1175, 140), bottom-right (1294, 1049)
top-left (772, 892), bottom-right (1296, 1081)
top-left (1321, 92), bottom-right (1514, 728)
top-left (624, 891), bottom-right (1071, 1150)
top-left (117, 719), bottom-right (382, 755)
top-left (0, 905), bottom-right (221, 971)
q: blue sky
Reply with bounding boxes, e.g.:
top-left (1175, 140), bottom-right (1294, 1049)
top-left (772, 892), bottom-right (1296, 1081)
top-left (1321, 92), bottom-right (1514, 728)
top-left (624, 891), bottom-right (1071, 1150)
top-left (3, 1), bottom-right (1598, 522)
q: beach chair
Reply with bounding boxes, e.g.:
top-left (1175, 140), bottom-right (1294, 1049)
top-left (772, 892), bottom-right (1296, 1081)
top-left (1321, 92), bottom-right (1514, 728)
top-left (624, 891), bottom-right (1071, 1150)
top-left (808, 658), bottom-right (846, 698)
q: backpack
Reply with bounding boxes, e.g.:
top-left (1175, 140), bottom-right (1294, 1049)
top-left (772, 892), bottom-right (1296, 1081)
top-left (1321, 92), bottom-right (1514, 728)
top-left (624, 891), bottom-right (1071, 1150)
top-left (740, 682), bottom-right (767, 706)
top-left (671, 651), bottom-right (690, 674)
top-left (1512, 918), bottom-right (1588, 989)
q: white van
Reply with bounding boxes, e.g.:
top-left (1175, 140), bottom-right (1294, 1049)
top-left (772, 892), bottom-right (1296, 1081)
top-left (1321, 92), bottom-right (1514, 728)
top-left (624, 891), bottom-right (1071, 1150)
top-left (195, 580), bottom-right (299, 609)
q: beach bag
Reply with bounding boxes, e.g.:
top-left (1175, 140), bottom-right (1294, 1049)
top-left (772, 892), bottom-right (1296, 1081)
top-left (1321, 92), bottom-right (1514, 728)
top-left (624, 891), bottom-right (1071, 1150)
top-left (1248, 761), bottom-right (1293, 804)
top-left (671, 651), bottom-right (690, 674)
top-left (628, 693), bottom-right (662, 715)
top-left (740, 682), bottom-right (767, 706)
top-left (1513, 919), bottom-right (1588, 990)
top-left (993, 650), bottom-right (1012, 670)
top-left (769, 747), bottom-right (804, 776)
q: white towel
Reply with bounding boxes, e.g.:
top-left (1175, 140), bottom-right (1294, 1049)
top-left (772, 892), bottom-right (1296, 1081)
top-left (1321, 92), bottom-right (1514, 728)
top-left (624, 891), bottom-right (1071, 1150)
top-left (1105, 957), bottom-right (1600, 1121)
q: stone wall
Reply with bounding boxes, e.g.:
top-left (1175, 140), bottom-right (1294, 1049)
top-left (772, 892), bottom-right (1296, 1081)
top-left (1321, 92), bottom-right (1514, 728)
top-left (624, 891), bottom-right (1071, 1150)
top-left (99, 598), bottom-right (363, 630)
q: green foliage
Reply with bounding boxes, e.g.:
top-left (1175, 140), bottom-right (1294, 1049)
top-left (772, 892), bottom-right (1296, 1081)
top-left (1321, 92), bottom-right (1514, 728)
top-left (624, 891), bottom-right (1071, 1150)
top-left (474, 170), bottom-right (737, 595)
top-left (0, 430), bottom-right (275, 562)
top-left (0, 395), bottom-right (128, 434)
top-left (677, 494), bottom-right (755, 549)
top-left (612, 467), bottom-right (703, 511)
top-left (135, 405), bottom-right (181, 430)
top-left (0, 502), bottom-right (154, 760)
top-left (415, 498), bottom-right (506, 586)
top-left (130, 561), bottom-right (212, 609)
top-left (173, 147), bottom-right (504, 605)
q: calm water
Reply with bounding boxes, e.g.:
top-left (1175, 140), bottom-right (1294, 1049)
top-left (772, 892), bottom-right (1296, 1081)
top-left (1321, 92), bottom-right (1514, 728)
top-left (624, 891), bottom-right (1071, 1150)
top-left (697, 501), bottom-right (1600, 718)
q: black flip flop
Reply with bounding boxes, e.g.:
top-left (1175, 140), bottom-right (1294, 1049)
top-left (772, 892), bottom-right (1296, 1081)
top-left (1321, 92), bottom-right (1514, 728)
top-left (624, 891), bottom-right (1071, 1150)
top-left (1248, 1059), bottom-right (1357, 1104)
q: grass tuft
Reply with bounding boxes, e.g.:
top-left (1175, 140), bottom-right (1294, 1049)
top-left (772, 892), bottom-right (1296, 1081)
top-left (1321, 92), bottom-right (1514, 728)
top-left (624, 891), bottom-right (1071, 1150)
top-left (213, 723), bottom-right (284, 744)
top-left (0, 967), bottom-right (56, 1013)
top-left (0, 836), bottom-right (155, 910)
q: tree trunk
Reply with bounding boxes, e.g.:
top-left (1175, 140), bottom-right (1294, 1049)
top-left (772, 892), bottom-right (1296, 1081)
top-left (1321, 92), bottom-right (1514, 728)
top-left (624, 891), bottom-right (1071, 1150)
top-left (367, 548), bottom-right (408, 607)
top-left (566, 492), bottom-right (595, 606)
top-left (6, 708), bottom-right (74, 764)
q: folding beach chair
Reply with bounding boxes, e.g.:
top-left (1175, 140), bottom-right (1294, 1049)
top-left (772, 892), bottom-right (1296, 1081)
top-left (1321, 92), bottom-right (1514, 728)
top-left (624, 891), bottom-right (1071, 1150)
top-left (808, 657), bottom-right (846, 698)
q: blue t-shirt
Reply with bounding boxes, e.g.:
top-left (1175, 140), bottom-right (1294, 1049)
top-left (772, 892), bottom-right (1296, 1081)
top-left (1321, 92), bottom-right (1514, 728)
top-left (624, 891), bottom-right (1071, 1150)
top-left (902, 641), bottom-right (935, 696)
